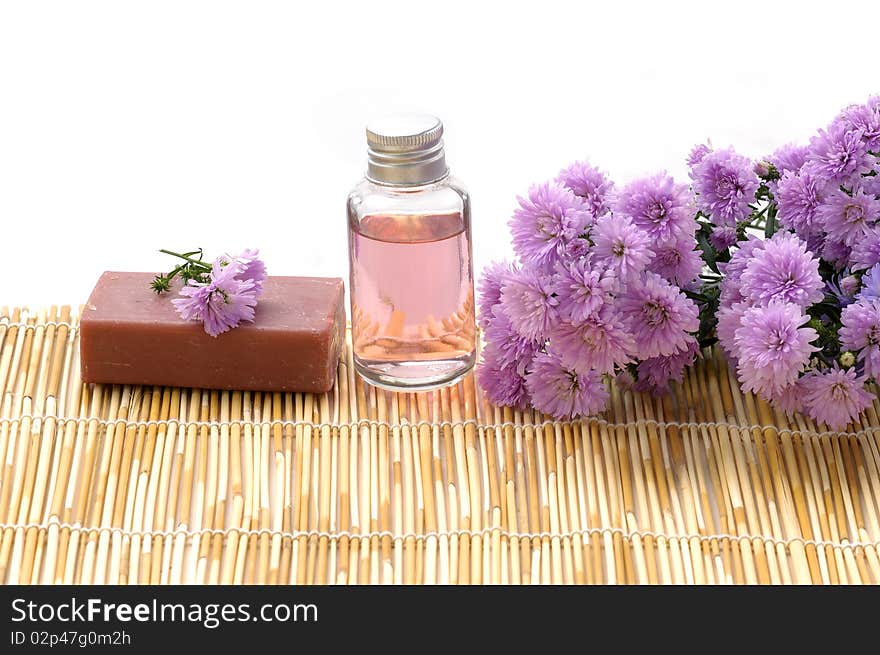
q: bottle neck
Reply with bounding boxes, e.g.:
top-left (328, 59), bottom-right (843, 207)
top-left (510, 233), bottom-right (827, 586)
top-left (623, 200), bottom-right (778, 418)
top-left (366, 140), bottom-right (448, 186)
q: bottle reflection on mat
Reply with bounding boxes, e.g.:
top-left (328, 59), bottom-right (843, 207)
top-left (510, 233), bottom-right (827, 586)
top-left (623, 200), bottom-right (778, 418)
top-left (347, 115), bottom-right (476, 390)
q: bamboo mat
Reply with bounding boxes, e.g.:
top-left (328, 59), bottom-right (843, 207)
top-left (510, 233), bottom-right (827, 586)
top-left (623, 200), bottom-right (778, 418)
top-left (1, 306), bottom-right (880, 585)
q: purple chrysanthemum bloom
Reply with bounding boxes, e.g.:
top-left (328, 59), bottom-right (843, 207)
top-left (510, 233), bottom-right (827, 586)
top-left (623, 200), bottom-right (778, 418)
top-left (769, 383), bottom-right (803, 417)
top-left (716, 302), bottom-right (748, 360)
top-left (477, 348), bottom-right (531, 410)
top-left (861, 174), bottom-right (880, 198)
top-left (775, 169), bottom-right (825, 235)
top-left (837, 98), bottom-right (880, 152)
top-left (525, 349), bottom-right (609, 419)
top-left (691, 148), bottom-right (760, 227)
top-left (733, 302), bottom-right (818, 398)
top-left (768, 143), bottom-right (810, 175)
top-left (618, 272), bottom-right (699, 359)
top-left (224, 248), bottom-right (267, 294)
top-left (213, 248), bottom-right (267, 295)
top-left (478, 260), bottom-right (518, 328)
top-left (592, 214), bottom-right (653, 280)
top-left (556, 161), bottom-right (616, 218)
top-left (634, 338), bottom-right (699, 393)
top-left (859, 264), bottom-right (880, 301)
top-left (550, 306), bottom-right (635, 374)
top-left (615, 173), bottom-right (693, 242)
top-left (850, 227), bottom-right (880, 271)
top-left (817, 186), bottom-right (880, 248)
top-left (484, 309), bottom-right (542, 374)
top-left (805, 122), bottom-right (873, 185)
top-left (840, 298), bottom-right (880, 379)
top-left (803, 229), bottom-right (826, 258)
top-left (173, 258), bottom-right (260, 337)
top-left (686, 143), bottom-right (711, 168)
top-left (800, 366), bottom-right (874, 430)
top-left (509, 182), bottom-right (592, 271)
top-left (709, 225), bottom-right (738, 251)
top-left (552, 258), bottom-right (617, 323)
top-left (499, 267), bottom-right (558, 341)
top-left (739, 232), bottom-right (824, 308)
top-left (647, 234), bottom-right (704, 287)
top-left (723, 235), bottom-right (767, 283)
top-left (718, 235), bottom-right (766, 307)
top-left (821, 237), bottom-right (852, 270)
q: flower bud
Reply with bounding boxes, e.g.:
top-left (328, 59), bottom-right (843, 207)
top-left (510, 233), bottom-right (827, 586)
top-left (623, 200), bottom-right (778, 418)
top-left (753, 160), bottom-right (771, 178)
top-left (839, 351), bottom-right (856, 368)
top-left (841, 275), bottom-right (860, 297)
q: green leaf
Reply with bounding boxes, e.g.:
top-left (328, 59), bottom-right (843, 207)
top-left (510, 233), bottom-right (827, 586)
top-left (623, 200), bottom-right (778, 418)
top-left (764, 206), bottom-right (778, 238)
top-left (696, 231), bottom-right (720, 274)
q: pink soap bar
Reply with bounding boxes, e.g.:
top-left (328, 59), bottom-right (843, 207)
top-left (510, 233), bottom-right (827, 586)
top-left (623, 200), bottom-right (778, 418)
top-left (80, 271), bottom-right (345, 392)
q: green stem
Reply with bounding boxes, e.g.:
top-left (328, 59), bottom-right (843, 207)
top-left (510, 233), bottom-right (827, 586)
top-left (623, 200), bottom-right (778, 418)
top-left (159, 249), bottom-right (211, 270)
top-left (748, 203), bottom-right (770, 224)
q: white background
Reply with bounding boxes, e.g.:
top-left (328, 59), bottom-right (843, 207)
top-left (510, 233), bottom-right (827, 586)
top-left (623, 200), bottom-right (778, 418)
top-left (1, 0), bottom-right (878, 309)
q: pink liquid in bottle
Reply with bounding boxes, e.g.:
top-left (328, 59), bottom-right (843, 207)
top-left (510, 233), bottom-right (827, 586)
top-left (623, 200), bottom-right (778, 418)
top-left (349, 212), bottom-right (476, 389)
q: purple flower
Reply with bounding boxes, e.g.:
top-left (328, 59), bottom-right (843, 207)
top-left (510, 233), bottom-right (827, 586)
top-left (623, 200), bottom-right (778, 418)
top-left (753, 160), bottom-right (772, 178)
top-left (775, 169), bottom-right (825, 235)
top-left (836, 99), bottom-right (880, 152)
top-left (861, 174), bottom-right (880, 198)
top-left (499, 267), bottom-right (558, 341)
top-left (614, 369), bottom-right (636, 391)
top-left (224, 248), bottom-right (267, 293)
top-left (687, 143), bottom-right (711, 167)
top-left (825, 273), bottom-right (858, 308)
top-left (718, 235), bottom-right (766, 307)
top-left (841, 274), bottom-right (861, 298)
top-left (550, 306), bottom-right (635, 374)
top-left (592, 214), bottom-right (653, 280)
top-left (615, 173), bottom-right (693, 241)
top-left (821, 237), bottom-right (852, 270)
top-left (850, 228), bottom-right (880, 271)
top-left (769, 383), bottom-right (803, 416)
top-left (739, 232), bottom-right (824, 308)
top-left (768, 143), bottom-right (809, 175)
top-left (691, 148), bottom-right (760, 227)
top-left (817, 186), bottom-right (880, 248)
top-left (647, 234), bottom-right (704, 287)
top-left (557, 161), bottom-right (616, 218)
top-left (509, 183), bottom-right (592, 271)
top-left (477, 348), bottom-right (531, 410)
top-left (805, 122), bottom-right (873, 185)
top-left (173, 258), bottom-right (260, 337)
top-left (525, 349), bottom-right (609, 419)
top-left (800, 367), bottom-right (873, 430)
top-left (803, 230), bottom-right (826, 259)
top-left (733, 302), bottom-right (818, 398)
top-left (859, 264), bottom-right (880, 301)
top-left (716, 302), bottom-right (748, 359)
top-left (709, 225), bottom-right (738, 251)
top-left (484, 309), bottom-right (541, 374)
top-left (478, 260), bottom-right (517, 328)
top-left (552, 258), bottom-right (617, 323)
top-left (618, 272), bottom-right (699, 359)
top-left (840, 298), bottom-right (880, 379)
top-left (634, 338), bottom-right (699, 393)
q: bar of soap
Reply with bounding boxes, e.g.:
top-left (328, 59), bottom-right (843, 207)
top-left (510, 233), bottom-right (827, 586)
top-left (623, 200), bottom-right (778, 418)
top-left (80, 271), bottom-right (345, 393)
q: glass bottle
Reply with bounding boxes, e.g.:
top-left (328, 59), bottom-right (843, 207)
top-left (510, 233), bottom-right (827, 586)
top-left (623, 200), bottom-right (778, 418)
top-left (347, 114), bottom-right (476, 390)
